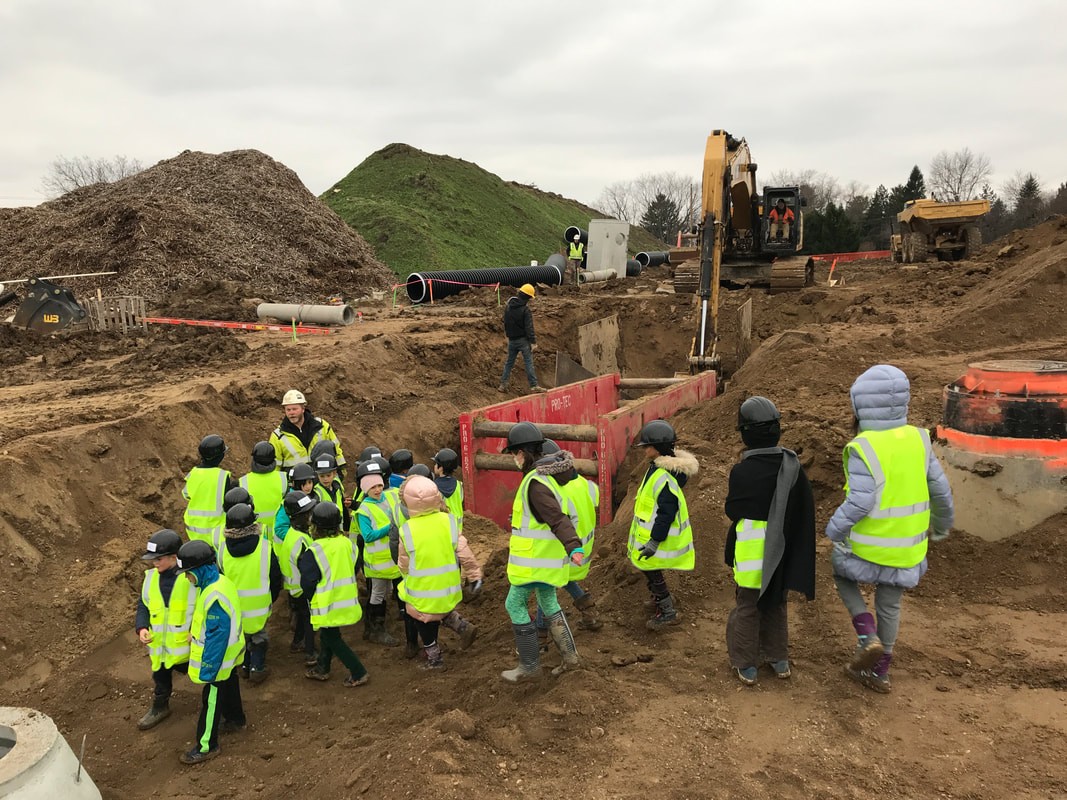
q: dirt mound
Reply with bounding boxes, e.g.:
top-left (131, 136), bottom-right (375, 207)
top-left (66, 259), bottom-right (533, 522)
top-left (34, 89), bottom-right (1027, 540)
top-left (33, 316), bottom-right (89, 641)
top-left (0, 149), bottom-right (394, 306)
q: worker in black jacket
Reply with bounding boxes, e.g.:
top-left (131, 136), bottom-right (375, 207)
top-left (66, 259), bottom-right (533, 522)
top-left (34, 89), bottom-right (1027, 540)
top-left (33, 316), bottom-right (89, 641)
top-left (724, 396), bottom-right (816, 687)
top-left (497, 284), bottom-right (545, 394)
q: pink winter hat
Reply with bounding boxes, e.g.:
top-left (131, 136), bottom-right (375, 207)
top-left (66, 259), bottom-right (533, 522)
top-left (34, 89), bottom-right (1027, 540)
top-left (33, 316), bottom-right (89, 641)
top-left (402, 475), bottom-right (443, 516)
top-left (359, 473), bottom-right (384, 493)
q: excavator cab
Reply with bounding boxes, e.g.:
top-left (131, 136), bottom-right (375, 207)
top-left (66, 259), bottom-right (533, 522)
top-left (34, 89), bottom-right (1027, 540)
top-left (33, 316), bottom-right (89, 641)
top-left (762, 188), bottom-right (803, 254)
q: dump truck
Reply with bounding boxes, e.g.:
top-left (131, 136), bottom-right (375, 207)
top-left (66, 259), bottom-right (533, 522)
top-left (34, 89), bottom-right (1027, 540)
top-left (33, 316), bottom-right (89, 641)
top-left (890, 198), bottom-right (990, 263)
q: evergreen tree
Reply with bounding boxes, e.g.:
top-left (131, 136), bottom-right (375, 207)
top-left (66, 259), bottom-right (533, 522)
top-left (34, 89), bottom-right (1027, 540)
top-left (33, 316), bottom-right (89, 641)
top-left (803, 202), bottom-right (861, 254)
top-left (978, 183), bottom-right (1010, 242)
top-left (863, 184), bottom-right (892, 248)
top-left (888, 166), bottom-right (926, 215)
top-left (1012, 173), bottom-right (1045, 229)
top-left (1047, 182), bottom-right (1067, 216)
top-left (640, 192), bottom-right (682, 243)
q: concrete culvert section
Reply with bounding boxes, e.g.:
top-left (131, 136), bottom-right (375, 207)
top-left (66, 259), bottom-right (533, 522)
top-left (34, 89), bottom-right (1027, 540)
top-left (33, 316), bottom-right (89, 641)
top-left (0, 708), bottom-right (100, 799)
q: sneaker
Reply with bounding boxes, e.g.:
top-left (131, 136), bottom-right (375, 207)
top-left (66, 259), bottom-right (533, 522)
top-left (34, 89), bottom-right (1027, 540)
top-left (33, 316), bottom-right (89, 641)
top-left (180, 748), bottom-right (220, 765)
top-left (220, 719), bottom-right (247, 735)
top-left (497, 385), bottom-right (507, 393)
top-left (304, 668), bottom-right (330, 682)
top-left (770, 660), bottom-right (791, 679)
top-left (304, 654), bottom-right (319, 667)
top-left (530, 386), bottom-right (547, 393)
top-left (844, 664), bottom-right (892, 694)
top-left (735, 666), bottom-right (758, 686)
top-left (849, 634), bottom-right (885, 671)
top-left (343, 673), bottom-right (370, 687)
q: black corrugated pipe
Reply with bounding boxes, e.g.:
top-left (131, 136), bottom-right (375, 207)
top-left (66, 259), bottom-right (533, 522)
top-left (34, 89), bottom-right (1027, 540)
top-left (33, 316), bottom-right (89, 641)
top-left (635, 251), bottom-right (671, 268)
top-left (625, 259), bottom-right (642, 277)
top-left (405, 264), bottom-right (563, 304)
top-left (563, 226), bottom-right (588, 246)
top-left (545, 253), bottom-right (567, 271)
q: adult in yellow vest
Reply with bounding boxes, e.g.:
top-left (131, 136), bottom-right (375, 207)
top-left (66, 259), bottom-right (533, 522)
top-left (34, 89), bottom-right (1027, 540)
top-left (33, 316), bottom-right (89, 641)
top-left (135, 528), bottom-right (197, 731)
top-left (218, 504), bottom-right (282, 684)
top-left (627, 420), bottom-right (699, 631)
top-left (298, 502), bottom-right (369, 686)
top-left (500, 422), bottom-right (584, 682)
top-left (174, 539), bottom-right (247, 766)
top-left (826, 365), bottom-right (954, 693)
top-left (239, 441), bottom-right (289, 541)
top-left (534, 439), bottom-right (602, 632)
top-left (269, 388), bottom-right (347, 475)
top-left (396, 476), bottom-right (479, 669)
top-left (182, 434), bottom-right (237, 551)
top-left (276, 489), bottom-right (319, 665)
top-left (566, 233), bottom-right (585, 285)
top-left (724, 397), bottom-right (816, 687)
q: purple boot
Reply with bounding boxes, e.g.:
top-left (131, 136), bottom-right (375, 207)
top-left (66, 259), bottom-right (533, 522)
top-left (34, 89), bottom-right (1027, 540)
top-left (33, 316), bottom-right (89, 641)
top-left (849, 612), bottom-right (884, 671)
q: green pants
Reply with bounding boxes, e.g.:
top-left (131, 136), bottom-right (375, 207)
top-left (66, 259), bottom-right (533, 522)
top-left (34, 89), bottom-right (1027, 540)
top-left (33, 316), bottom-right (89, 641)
top-left (505, 584), bottom-right (561, 625)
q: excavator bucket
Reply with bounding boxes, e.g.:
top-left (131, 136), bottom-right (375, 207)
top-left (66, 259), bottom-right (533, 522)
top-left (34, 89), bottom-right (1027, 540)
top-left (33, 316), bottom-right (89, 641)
top-left (9, 277), bottom-right (87, 334)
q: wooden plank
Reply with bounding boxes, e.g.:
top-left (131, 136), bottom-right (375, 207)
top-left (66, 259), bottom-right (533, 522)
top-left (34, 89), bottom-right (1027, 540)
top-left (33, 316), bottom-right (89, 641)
top-left (472, 420), bottom-right (599, 442)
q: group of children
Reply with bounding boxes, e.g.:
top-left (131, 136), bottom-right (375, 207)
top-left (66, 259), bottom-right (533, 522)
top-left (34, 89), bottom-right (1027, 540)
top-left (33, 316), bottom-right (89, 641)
top-left (144, 364), bottom-right (955, 764)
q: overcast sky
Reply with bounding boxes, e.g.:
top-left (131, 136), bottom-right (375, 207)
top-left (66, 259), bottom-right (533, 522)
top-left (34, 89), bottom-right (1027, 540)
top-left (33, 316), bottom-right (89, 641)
top-left (1, 1), bottom-right (1063, 209)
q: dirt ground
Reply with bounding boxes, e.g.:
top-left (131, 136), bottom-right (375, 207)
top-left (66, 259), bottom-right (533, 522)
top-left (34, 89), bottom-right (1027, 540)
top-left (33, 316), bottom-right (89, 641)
top-left (1, 218), bottom-right (1066, 799)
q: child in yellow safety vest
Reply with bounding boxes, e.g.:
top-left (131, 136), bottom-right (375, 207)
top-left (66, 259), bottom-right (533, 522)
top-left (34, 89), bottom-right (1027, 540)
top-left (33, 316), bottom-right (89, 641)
top-left (218, 504), bottom-right (282, 683)
top-left (724, 397), bottom-right (816, 687)
top-left (277, 488), bottom-right (319, 665)
top-left (826, 365), bottom-right (954, 694)
top-left (356, 460), bottom-right (402, 647)
top-left (431, 447), bottom-right (464, 531)
top-left (135, 528), bottom-right (197, 731)
top-left (299, 502), bottom-right (369, 687)
top-left (396, 476), bottom-right (480, 670)
top-left (182, 434), bottom-right (237, 551)
top-left (239, 441), bottom-right (289, 542)
top-left (313, 453), bottom-right (352, 532)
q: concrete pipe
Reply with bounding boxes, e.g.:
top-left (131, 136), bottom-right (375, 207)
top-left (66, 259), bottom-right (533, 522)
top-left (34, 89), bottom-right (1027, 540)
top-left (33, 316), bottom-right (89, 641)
top-left (563, 226), bottom-right (588, 246)
top-left (579, 269), bottom-right (617, 284)
top-left (0, 707), bottom-right (101, 799)
top-left (404, 264), bottom-right (563, 304)
top-left (635, 251), bottom-right (671, 268)
top-left (625, 259), bottom-right (642, 277)
top-left (257, 303), bottom-right (355, 326)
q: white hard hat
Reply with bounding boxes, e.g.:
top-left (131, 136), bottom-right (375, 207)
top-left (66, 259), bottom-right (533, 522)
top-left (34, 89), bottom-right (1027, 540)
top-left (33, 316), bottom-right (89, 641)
top-left (282, 389), bottom-right (307, 405)
top-left (573, 234), bottom-right (580, 241)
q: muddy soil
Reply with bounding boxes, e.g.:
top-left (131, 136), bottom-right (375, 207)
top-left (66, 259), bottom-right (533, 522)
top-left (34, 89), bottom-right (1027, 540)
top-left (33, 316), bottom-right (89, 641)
top-left (1, 219), bottom-right (1066, 799)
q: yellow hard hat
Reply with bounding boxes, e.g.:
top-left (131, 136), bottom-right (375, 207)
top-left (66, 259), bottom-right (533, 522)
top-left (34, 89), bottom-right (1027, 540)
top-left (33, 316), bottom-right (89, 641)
top-left (519, 284), bottom-right (536, 298)
top-left (282, 389), bottom-right (307, 405)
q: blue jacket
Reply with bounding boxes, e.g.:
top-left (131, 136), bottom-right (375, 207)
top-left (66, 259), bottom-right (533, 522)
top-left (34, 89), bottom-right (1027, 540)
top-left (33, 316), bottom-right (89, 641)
top-left (274, 505), bottom-right (291, 540)
top-left (389, 473), bottom-right (406, 489)
top-left (188, 563), bottom-right (232, 683)
top-left (826, 365), bottom-right (954, 588)
top-left (357, 495), bottom-right (392, 543)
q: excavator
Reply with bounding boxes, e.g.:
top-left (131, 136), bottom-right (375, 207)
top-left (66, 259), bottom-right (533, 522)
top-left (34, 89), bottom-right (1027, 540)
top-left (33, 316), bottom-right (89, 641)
top-left (676, 130), bottom-right (814, 373)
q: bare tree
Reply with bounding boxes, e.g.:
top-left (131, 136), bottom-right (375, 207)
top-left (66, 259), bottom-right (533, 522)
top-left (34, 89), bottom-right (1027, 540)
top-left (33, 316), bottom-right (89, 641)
top-left (594, 180), bottom-right (640, 224)
top-left (42, 155), bottom-right (144, 197)
top-left (594, 172), bottom-right (700, 230)
top-left (928, 148), bottom-right (992, 202)
top-left (767, 168), bottom-right (841, 211)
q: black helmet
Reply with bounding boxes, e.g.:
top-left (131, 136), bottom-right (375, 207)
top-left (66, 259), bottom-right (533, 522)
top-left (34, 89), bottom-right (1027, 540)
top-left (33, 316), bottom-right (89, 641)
top-left (389, 449), bottom-right (414, 473)
top-left (223, 486), bottom-right (254, 513)
top-left (141, 529), bottom-right (182, 560)
top-left (503, 421), bottom-right (544, 453)
top-left (283, 490), bottom-right (318, 518)
top-left (175, 540), bottom-right (217, 574)
top-left (310, 440), bottom-right (337, 462)
top-left (225, 503), bottom-right (257, 531)
top-left (289, 463), bottom-right (317, 485)
top-left (408, 463), bottom-right (433, 478)
top-left (359, 445), bottom-right (381, 461)
top-left (541, 439), bottom-right (560, 455)
top-left (250, 441), bottom-right (276, 473)
top-left (311, 502), bottom-right (342, 532)
top-left (356, 459), bottom-right (385, 481)
top-left (314, 453), bottom-right (338, 475)
top-left (635, 419), bottom-right (676, 448)
top-left (432, 448), bottom-right (459, 472)
top-left (737, 396), bottom-right (782, 430)
top-left (198, 434), bottom-right (226, 462)
top-left (371, 454), bottom-right (392, 481)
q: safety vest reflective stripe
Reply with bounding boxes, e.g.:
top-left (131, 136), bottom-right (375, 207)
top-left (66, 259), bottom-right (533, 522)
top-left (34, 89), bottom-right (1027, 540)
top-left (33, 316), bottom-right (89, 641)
top-left (217, 538), bottom-right (272, 634)
top-left (443, 483), bottom-right (464, 528)
top-left (398, 513), bottom-right (462, 614)
top-left (732, 519), bottom-right (767, 589)
top-left (845, 426), bottom-right (932, 569)
top-left (359, 500), bottom-right (400, 578)
top-left (142, 571), bottom-right (196, 670)
top-left (507, 472), bottom-right (571, 587)
top-left (627, 466), bottom-right (695, 571)
top-left (183, 468), bottom-right (230, 549)
top-left (240, 471), bottom-right (288, 537)
top-left (308, 538), bottom-right (363, 628)
top-left (188, 579), bottom-right (245, 683)
top-left (569, 243), bottom-right (584, 259)
top-left (275, 526), bottom-right (310, 595)
top-left (273, 431), bottom-right (308, 467)
top-left (558, 476), bottom-right (598, 581)
top-left (272, 423), bottom-right (345, 469)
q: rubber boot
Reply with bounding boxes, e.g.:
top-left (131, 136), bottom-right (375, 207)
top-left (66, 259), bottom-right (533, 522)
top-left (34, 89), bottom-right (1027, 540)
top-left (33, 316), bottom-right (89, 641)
top-left (443, 611), bottom-right (478, 650)
top-left (420, 641), bottom-right (447, 671)
top-left (573, 593), bottom-right (603, 632)
top-left (644, 594), bottom-right (681, 612)
top-left (138, 696), bottom-right (171, 731)
top-left (849, 612), bottom-right (884, 670)
top-left (646, 594), bottom-right (680, 631)
top-left (501, 622), bottom-right (542, 683)
top-left (366, 604), bottom-right (400, 647)
top-left (403, 615), bottom-right (420, 659)
top-left (546, 610), bottom-right (579, 676)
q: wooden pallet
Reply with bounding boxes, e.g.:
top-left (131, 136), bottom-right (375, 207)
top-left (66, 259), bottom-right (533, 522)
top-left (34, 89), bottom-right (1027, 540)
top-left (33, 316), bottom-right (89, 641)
top-left (84, 296), bottom-right (147, 333)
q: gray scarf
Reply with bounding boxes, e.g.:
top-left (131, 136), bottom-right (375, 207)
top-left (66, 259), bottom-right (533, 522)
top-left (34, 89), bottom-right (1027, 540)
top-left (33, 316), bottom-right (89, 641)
top-left (742, 446), bottom-right (800, 598)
